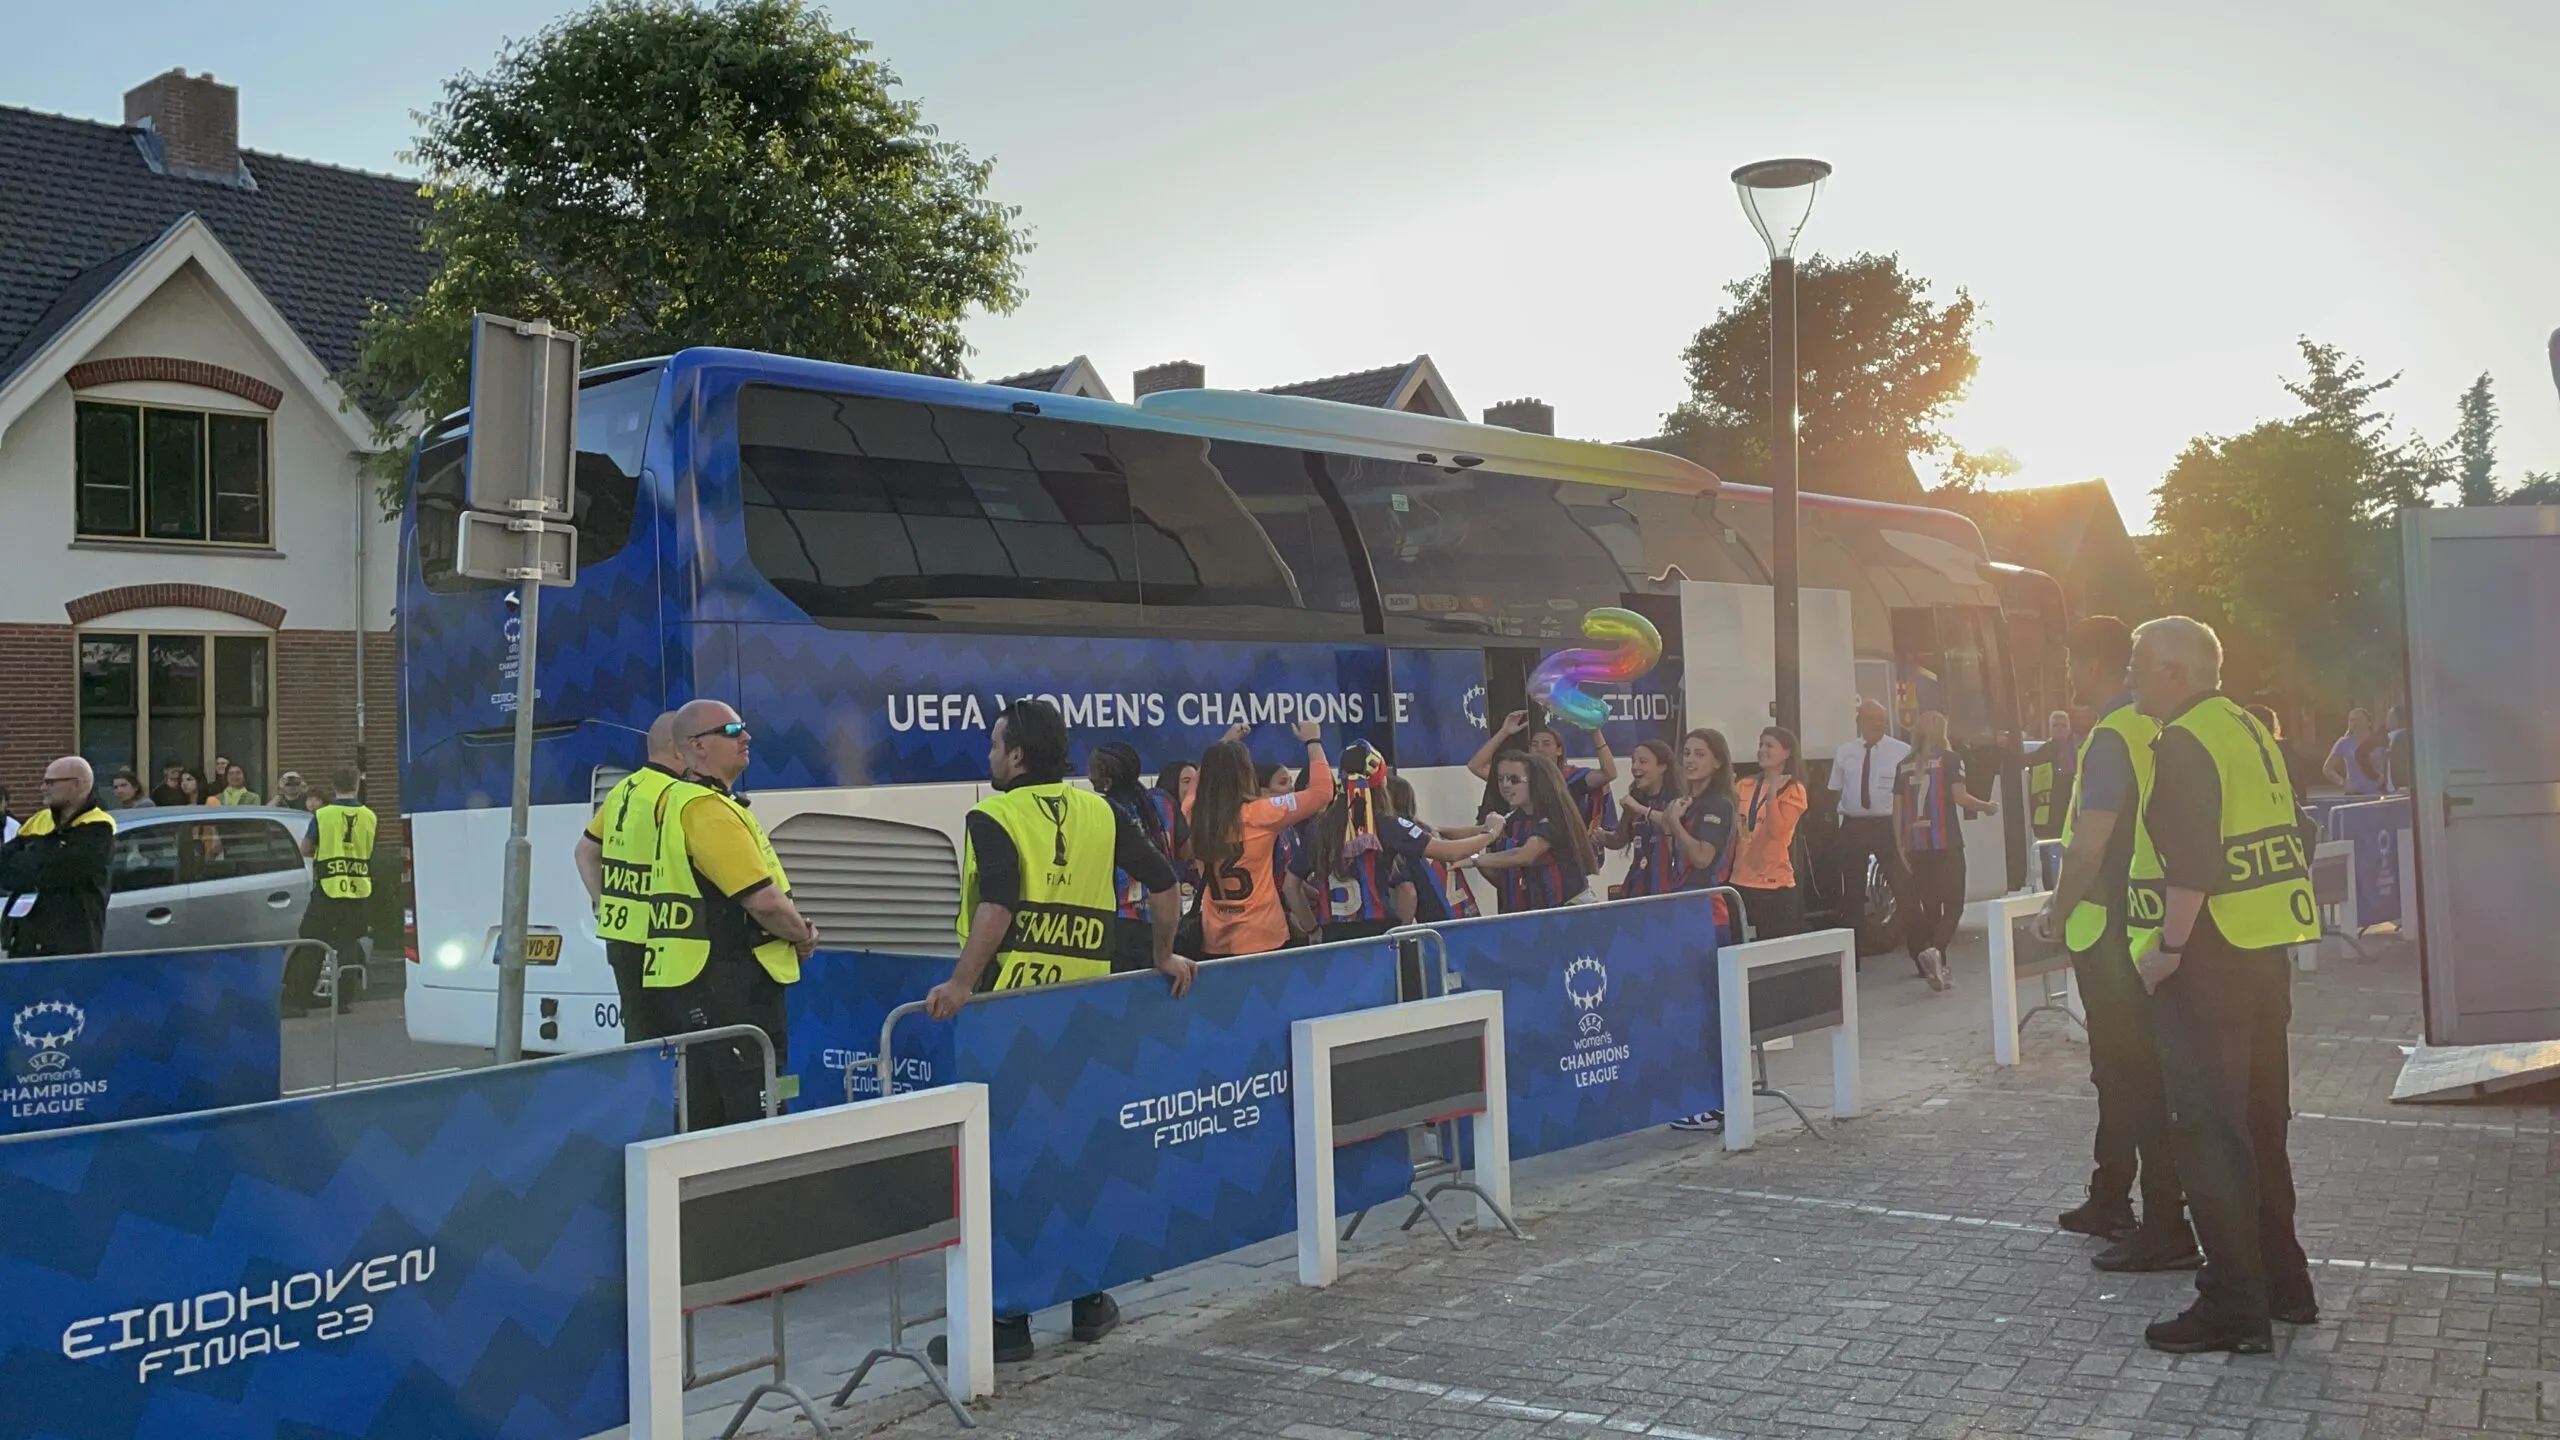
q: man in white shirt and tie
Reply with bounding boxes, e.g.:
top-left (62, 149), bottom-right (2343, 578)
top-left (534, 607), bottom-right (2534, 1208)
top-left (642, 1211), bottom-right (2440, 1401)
top-left (1832, 699), bottom-right (1918, 977)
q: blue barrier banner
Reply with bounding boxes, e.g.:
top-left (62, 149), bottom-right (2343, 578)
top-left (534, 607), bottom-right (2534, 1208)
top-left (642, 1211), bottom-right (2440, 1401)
top-left (2336, 797), bottom-right (2412, 928)
top-left (1439, 892), bottom-right (1722, 1160)
top-left (0, 1045), bottom-right (675, 1440)
top-left (783, 949), bottom-right (954, 1104)
top-left (1, 944), bottom-right (286, 1137)
top-left (947, 941), bottom-right (1413, 1317)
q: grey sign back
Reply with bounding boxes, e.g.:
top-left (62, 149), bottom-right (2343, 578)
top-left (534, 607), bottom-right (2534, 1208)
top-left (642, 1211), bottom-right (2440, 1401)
top-left (464, 313), bottom-right (581, 516)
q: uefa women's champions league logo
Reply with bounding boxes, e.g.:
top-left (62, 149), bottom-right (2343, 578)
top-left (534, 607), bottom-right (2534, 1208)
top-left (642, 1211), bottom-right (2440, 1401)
top-left (1565, 954), bottom-right (1608, 1034)
top-left (1560, 956), bottom-right (1628, 1086)
top-left (13, 999), bottom-right (86, 1073)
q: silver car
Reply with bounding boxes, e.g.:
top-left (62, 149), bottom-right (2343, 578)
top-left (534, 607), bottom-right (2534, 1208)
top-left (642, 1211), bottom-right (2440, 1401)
top-left (99, 806), bottom-right (315, 954)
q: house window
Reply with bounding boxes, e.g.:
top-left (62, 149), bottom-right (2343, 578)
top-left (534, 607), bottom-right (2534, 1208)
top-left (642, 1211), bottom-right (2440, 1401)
top-left (74, 400), bottom-right (270, 545)
top-left (78, 630), bottom-right (272, 796)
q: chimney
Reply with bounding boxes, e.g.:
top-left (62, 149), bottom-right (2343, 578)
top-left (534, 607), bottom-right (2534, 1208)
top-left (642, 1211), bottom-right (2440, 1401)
top-left (125, 69), bottom-right (243, 184)
top-left (1483, 398), bottom-right (1555, 436)
top-left (1133, 360), bottom-right (1205, 398)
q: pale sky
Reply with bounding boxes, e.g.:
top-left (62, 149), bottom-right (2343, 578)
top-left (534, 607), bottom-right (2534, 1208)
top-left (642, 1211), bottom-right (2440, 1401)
top-left (11, 1), bottom-right (2557, 528)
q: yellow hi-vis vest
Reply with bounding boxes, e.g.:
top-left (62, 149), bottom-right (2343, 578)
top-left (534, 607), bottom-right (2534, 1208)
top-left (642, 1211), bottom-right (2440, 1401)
top-left (958, 782), bottom-right (1120, 991)
top-left (2059, 704), bottom-right (2165, 958)
top-left (2027, 763), bottom-right (2056, 832)
top-left (594, 765), bottom-right (681, 943)
top-left (2165, 694), bottom-right (2320, 950)
top-left (312, 801), bottom-right (377, 901)
top-left (16, 804), bottom-right (113, 840)
top-left (642, 782), bottom-right (799, 988)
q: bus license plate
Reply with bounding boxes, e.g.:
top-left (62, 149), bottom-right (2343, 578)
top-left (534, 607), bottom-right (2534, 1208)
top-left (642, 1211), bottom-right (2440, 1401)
top-left (490, 929), bottom-right (564, 966)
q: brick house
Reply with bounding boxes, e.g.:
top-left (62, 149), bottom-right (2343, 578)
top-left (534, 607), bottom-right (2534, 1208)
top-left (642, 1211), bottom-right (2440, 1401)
top-left (0, 70), bottom-right (433, 814)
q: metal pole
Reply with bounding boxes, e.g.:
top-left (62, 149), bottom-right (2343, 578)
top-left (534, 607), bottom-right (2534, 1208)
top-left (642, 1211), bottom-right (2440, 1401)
top-left (492, 330), bottom-right (551, 1064)
top-left (1770, 252), bottom-right (1802, 741)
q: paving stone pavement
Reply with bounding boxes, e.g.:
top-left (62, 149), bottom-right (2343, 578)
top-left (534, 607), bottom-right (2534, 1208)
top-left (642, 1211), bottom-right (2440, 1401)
top-left (699, 930), bottom-right (2558, 1439)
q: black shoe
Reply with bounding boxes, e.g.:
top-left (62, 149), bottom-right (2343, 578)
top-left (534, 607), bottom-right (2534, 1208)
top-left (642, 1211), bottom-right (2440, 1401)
top-left (1070, 1291), bottom-right (1120, 1343)
top-left (2144, 1308), bottom-right (2273, 1355)
top-left (2057, 1199), bottom-right (2136, 1238)
top-left (2271, 1286), bottom-right (2320, 1326)
top-left (925, 1316), bottom-right (1034, 1367)
top-left (2092, 1226), bottom-right (2203, 1273)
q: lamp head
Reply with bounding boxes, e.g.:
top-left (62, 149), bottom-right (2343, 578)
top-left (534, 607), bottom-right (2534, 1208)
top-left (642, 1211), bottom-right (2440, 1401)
top-left (1732, 157), bottom-right (1833, 261)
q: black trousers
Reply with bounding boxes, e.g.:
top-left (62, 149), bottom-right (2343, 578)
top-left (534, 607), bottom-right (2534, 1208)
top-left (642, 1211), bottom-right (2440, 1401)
top-left (1734, 884), bottom-right (1802, 940)
top-left (645, 957), bottom-right (789, 1131)
top-left (604, 939), bottom-right (657, 1042)
top-left (294, 895), bottom-right (371, 1007)
top-left (1837, 815), bottom-right (1914, 957)
top-left (2070, 926), bottom-right (2183, 1226)
top-left (2151, 932), bottom-right (2310, 1325)
top-left (1902, 847), bottom-right (1967, 960)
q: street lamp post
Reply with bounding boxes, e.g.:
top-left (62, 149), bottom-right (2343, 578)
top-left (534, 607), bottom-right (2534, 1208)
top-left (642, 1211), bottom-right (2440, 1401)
top-left (1733, 157), bottom-right (1831, 742)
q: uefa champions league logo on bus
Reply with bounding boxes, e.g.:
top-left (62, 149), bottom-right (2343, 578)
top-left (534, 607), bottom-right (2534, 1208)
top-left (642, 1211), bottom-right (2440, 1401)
top-left (1461, 683), bottom-right (1488, 731)
top-left (13, 1000), bottom-right (85, 1073)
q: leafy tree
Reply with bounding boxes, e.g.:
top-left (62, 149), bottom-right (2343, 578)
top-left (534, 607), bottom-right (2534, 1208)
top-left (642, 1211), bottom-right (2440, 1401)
top-left (2146, 339), bottom-right (2431, 713)
top-left (347, 0), bottom-right (1027, 496)
top-left (1663, 253), bottom-right (1982, 503)
top-left (2451, 373), bottom-right (2498, 505)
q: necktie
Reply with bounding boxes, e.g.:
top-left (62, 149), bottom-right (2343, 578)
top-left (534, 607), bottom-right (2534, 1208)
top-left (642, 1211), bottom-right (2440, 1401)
top-left (1862, 742), bottom-right (1875, 812)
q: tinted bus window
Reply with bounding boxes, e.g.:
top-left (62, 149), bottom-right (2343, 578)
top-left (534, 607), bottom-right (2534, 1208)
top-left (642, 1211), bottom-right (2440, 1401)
top-left (416, 366), bottom-right (656, 593)
top-left (1330, 458), bottom-right (1628, 638)
top-left (1111, 429), bottom-right (1363, 636)
top-left (739, 388), bottom-right (1144, 628)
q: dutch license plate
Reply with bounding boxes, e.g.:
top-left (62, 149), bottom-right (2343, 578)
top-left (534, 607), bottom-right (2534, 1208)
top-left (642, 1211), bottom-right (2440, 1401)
top-left (490, 929), bottom-right (564, 966)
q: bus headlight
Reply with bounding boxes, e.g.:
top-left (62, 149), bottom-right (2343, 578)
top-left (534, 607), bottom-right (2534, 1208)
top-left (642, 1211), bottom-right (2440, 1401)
top-left (435, 940), bottom-right (468, 970)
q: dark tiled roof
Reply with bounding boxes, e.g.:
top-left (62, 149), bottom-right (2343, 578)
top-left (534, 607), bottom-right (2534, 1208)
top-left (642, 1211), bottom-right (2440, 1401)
top-left (992, 363), bottom-right (1069, 392)
top-left (1261, 361), bottom-right (1411, 408)
top-left (0, 104), bottom-right (435, 386)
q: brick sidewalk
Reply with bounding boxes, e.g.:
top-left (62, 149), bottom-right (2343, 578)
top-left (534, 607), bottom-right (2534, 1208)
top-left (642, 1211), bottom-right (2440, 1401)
top-left (778, 936), bottom-right (2556, 1439)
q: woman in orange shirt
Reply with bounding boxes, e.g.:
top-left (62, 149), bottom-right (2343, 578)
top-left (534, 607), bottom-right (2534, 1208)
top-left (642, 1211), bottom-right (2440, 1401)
top-left (1727, 725), bottom-right (1810, 940)
top-left (1189, 721), bottom-right (1334, 958)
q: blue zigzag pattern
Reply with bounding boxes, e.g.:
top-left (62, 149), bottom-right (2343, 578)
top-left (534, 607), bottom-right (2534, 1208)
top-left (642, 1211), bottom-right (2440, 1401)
top-left (0, 1047), bottom-right (674, 1440)
top-left (947, 944), bottom-right (1412, 1317)
top-left (0, 947), bottom-right (283, 1137)
top-left (1442, 893), bottom-right (1723, 1160)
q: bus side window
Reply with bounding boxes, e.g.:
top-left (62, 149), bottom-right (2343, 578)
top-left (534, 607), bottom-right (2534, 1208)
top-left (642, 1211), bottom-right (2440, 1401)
top-left (736, 386), bottom-right (1146, 628)
top-left (1112, 431), bottom-right (1365, 637)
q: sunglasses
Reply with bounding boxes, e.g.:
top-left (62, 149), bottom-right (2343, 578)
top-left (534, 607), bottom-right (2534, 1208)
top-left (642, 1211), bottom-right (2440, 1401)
top-left (691, 721), bottom-right (750, 741)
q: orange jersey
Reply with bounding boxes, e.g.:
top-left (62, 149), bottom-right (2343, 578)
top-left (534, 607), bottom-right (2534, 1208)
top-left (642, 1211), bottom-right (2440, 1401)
top-left (1200, 753), bottom-right (1335, 956)
top-left (1728, 774), bottom-right (1808, 890)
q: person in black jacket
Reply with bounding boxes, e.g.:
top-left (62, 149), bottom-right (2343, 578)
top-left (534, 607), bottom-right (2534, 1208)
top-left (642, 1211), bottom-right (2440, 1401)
top-left (0, 757), bottom-right (117, 957)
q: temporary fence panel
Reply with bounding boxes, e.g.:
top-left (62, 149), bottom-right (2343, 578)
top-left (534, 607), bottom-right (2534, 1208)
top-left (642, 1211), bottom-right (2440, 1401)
top-left (1435, 889), bottom-right (1722, 1160)
top-left (938, 938), bottom-right (1414, 1319)
top-left (0, 942), bottom-right (289, 1136)
top-left (783, 949), bottom-right (954, 1103)
top-left (0, 1044), bottom-right (676, 1440)
top-left (2332, 797), bottom-right (2413, 930)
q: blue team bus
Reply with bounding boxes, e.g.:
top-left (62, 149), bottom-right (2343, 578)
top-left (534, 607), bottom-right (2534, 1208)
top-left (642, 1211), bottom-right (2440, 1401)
top-left (397, 348), bottom-right (2036, 1050)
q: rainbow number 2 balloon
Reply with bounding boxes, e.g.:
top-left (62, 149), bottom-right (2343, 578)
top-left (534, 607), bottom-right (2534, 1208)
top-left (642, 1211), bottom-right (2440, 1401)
top-left (1527, 607), bottom-right (1664, 730)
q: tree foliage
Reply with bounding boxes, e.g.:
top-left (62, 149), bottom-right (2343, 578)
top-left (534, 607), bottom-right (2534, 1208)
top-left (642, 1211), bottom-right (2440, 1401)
top-left (1663, 252), bottom-right (1982, 503)
top-left (2146, 340), bottom-right (2430, 711)
top-left (347, 0), bottom-right (1027, 495)
top-left (2451, 373), bottom-right (2498, 506)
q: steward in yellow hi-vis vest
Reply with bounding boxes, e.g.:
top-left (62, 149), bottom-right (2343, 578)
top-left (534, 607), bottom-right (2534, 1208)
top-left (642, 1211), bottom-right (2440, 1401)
top-left (922, 700), bottom-right (1191, 1027)
top-left (2060, 702), bottom-right (2166, 962)
top-left (960, 782), bottom-right (1122, 990)
top-left (642, 779), bottom-right (800, 989)
top-left (0, 766), bottom-right (114, 958)
top-left (313, 800), bottom-right (378, 900)
top-left (2131, 617), bottom-right (2316, 1351)
top-left (575, 712), bottom-right (692, 1043)
top-left (293, 769), bottom-right (375, 1015)
top-left (2042, 617), bottom-right (2187, 1260)
top-left (636, 700), bottom-right (819, 1130)
top-left (2154, 695), bottom-right (2318, 951)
